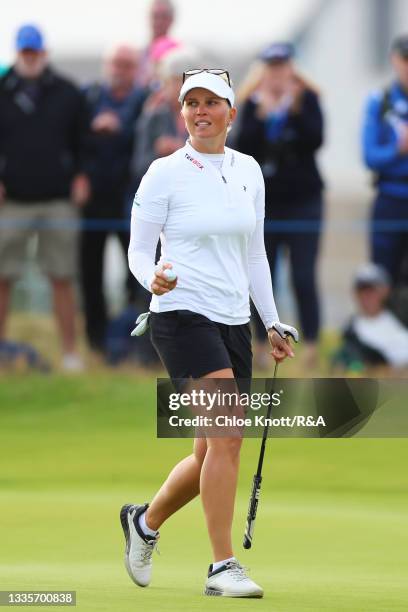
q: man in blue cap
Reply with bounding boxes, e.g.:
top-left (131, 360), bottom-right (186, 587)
top-left (362, 34), bottom-right (408, 286)
top-left (0, 24), bottom-right (90, 371)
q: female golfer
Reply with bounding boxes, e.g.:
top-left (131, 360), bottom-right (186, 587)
top-left (121, 68), bottom-right (296, 598)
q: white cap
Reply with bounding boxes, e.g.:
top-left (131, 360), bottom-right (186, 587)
top-left (353, 263), bottom-right (391, 288)
top-left (178, 72), bottom-right (235, 107)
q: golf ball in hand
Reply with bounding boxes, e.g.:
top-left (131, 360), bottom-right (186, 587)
top-left (163, 269), bottom-right (177, 282)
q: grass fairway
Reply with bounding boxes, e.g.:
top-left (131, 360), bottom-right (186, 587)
top-left (0, 374), bottom-right (407, 611)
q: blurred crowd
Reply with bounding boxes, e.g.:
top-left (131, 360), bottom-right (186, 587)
top-left (0, 0), bottom-right (407, 375)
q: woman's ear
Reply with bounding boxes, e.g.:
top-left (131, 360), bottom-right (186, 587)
top-left (229, 106), bottom-right (238, 124)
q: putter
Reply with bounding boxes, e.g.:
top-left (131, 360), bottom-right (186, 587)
top-left (243, 323), bottom-right (299, 550)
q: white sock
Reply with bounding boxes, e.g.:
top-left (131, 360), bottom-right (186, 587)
top-left (138, 511), bottom-right (158, 538)
top-left (212, 556), bottom-right (236, 572)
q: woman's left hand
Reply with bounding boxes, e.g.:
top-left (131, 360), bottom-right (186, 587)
top-left (267, 329), bottom-right (295, 363)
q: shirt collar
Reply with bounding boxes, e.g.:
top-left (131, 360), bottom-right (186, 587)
top-left (184, 139), bottom-right (234, 171)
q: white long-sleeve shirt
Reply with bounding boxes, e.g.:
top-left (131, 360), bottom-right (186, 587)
top-left (128, 140), bottom-right (279, 329)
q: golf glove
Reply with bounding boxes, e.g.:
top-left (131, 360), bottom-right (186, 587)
top-left (131, 312), bottom-right (150, 337)
top-left (270, 322), bottom-right (299, 343)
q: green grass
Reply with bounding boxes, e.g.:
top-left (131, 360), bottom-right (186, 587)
top-left (0, 374), bottom-right (407, 611)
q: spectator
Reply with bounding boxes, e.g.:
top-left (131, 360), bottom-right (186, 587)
top-left (136, 0), bottom-right (177, 89)
top-left (0, 24), bottom-right (89, 371)
top-left (235, 42), bottom-right (324, 369)
top-left (132, 49), bottom-right (193, 179)
top-left (362, 34), bottom-right (408, 286)
top-left (333, 263), bottom-right (408, 371)
top-left (81, 44), bottom-right (146, 354)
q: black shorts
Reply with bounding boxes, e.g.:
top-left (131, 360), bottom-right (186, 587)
top-left (150, 310), bottom-right (252, 381)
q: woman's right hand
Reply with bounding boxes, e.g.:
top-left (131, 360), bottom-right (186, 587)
top-left (151, 263), bottom-right (178, 296)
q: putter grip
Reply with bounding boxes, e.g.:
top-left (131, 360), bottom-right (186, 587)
top-left (243, 474), bottom-right (262, 549)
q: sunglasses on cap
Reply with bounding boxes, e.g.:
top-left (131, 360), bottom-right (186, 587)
top-left (182, 68), bottom-right (231, 87)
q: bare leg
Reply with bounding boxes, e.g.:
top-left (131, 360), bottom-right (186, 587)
top-left (146, 367), bottom-right (242, 563)
top-left (200, 436), bottom-right (241, 562)
top-left (199, 368), bottom-right (242, 562)
top-left (0, 279), bottom-right (11, 339)
top-left (146, 437), bottom-right (207, 530)
top-left (50, 278), bottom-right (77, 354)
top-left (303, 341), bottom-right (319, 370)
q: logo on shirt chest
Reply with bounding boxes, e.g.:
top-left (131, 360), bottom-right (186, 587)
top-left (185, 153), bottom-right (204, 170)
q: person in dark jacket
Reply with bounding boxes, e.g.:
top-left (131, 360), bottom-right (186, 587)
top-left (81, 44), bottom-right (146, 353)
top-left (235, 42), bottom-right (324, 369)
top-left (0, 24), bottom-right (90, 371)
top-left (362, 34), bottom-right (408, 286)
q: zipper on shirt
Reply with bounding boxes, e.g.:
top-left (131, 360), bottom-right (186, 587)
top-left (219, 170), bottom-right (233, 207)
top-left (213, 154), bottom-right (233, 206)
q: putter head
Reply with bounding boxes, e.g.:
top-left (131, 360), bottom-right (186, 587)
top-left (272, 322), bottom-right (299, 343)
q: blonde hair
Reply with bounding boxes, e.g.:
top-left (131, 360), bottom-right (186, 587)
top-left (235, 60), bottom-right (320, 106)
top-left (235, 61), bottom-right (266, 105)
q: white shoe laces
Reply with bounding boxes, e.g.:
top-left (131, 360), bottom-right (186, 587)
top-left (225, 560), bottom-right (250, 582)
top-left (140, 537), bottom-right (160, 563)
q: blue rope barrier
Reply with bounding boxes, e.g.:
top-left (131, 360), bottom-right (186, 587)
top-left (264, 220), bottom-right (408, 233)
top-left (0, 218), bottom-right (407, 232)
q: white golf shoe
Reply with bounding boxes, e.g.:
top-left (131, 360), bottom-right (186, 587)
top-left (204, 559), bottom-right (264, 598)
top-left (120, 503), bottom-right (159, 587)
